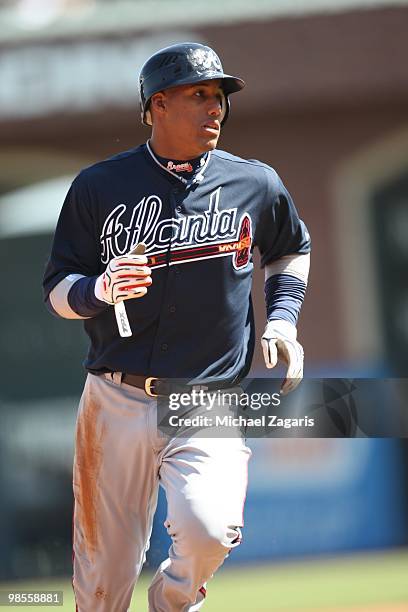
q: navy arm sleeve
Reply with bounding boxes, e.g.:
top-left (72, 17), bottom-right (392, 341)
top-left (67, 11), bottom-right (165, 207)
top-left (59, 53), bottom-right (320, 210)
top-left (264, 274), bottom-right (307, 326)
top-left (68, 276), bottom-right (107, 317)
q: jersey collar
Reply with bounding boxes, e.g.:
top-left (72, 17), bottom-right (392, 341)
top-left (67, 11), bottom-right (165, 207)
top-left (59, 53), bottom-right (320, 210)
top-left (146, 140), bottom-right (211, 188)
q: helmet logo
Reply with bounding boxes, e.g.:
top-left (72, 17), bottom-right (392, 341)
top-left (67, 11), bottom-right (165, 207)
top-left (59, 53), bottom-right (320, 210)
top-left (188, 48), bottom-right (222, 74)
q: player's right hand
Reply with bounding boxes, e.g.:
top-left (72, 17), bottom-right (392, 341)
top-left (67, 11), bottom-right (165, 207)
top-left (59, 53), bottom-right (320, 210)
top-left (94, 254), bottom-right (152, 305)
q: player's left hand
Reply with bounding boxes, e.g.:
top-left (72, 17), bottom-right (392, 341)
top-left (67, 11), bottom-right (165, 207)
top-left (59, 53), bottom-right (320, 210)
top-left (261, 320), bottom-right (304, 395)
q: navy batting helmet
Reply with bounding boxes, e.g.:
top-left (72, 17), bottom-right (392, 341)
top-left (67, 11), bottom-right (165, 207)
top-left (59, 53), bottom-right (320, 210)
top-left (139, 42), bottom-right (245, 126)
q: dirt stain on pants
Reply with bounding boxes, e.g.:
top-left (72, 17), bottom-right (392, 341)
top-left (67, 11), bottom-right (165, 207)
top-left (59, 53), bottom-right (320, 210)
top-left (73, 393), bottom-right (107, 559)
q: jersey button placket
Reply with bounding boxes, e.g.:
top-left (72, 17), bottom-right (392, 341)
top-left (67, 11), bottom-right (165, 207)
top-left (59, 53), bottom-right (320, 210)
top-left (171, 190), bottom-right (183, 275)
top-left (149, 188), bottom-right (181, 369)
top-left (171, 188), bottom-right (183, 214)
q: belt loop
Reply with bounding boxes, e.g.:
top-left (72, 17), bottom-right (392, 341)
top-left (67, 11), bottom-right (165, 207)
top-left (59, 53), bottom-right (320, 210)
top-left (113, 371), bottom-right (123, 385)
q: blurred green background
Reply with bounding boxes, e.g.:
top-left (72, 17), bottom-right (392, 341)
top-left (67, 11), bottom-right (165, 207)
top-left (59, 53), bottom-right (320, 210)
top-left (2, 552), bottom-right (408, 610)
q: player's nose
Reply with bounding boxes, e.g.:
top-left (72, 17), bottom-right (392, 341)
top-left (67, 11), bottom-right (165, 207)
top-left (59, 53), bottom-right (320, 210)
top-left (208, 96), bottom-right (223, 118)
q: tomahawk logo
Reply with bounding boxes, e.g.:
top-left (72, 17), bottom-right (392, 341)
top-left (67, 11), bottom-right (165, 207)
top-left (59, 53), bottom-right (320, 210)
top-left (188, 48), bottom-right (222, 75)
top-left (100, 187), bottom-right (252, 270)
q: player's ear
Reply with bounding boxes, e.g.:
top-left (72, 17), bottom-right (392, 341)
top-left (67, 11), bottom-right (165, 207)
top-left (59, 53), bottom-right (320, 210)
top-left (150, 92), bottom-right (167, 119)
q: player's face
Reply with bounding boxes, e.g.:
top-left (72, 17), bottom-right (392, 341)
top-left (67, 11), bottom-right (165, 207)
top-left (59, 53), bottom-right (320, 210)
top-left (151, 80), bottom-right (224, 159)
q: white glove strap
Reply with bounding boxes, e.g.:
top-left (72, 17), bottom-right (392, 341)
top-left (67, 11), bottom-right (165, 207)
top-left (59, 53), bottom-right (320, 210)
top-left (94, 274), bottom-right (107, 303)
top-left (263, 319), bottom-right (297, 341)
top-left (261, 319), bottom-right (304, 395)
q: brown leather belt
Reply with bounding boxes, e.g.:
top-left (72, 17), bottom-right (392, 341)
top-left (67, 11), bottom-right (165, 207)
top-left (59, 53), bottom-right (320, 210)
top-left (122, 374), bottom-right (162, 397)
top-left (120, 373), bottom-right (235, 397)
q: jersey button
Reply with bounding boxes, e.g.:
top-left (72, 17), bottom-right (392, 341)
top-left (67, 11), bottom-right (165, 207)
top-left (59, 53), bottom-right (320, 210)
top-left (175, 205), bottom-right (182, 213)
top-left (161, 343), bottom-right (168, 351)
top-left (169, 305), bottom-right (176, 313)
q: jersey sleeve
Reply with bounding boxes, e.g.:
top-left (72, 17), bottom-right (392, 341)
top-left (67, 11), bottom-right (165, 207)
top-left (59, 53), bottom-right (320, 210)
top-left (42, 172), bottom-right (102, 301)
top-left (255, 166), bottom-right (311, 268)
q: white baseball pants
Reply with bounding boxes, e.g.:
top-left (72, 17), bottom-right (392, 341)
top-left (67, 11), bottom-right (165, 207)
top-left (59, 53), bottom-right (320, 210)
top-left (72, 373), bottom-right (251, 612)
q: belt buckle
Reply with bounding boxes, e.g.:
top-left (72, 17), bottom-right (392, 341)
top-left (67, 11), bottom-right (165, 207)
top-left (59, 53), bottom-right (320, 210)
top-left (145, 377), bottom-right (159, 397)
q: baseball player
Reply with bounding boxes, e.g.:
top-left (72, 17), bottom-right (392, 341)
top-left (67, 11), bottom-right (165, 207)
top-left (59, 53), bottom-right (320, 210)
top-left (43, 43), bottom-right (310, 612)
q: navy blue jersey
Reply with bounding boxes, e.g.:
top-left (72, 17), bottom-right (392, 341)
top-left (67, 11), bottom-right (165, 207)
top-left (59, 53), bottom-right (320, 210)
top-left (43, 144), bottom-right (310, 384)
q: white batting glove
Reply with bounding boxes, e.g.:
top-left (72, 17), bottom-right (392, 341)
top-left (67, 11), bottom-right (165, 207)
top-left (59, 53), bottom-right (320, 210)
top-left (94, 254), bottom-right (152, 305)
top-left (261, 319), bottom-right (304, 395)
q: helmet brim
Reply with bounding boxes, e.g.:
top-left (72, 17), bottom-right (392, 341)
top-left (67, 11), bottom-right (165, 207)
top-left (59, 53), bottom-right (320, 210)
top-left (221, 75), bottom-right (246, 94)
top-left (141, 72), bottom-right (245, 126)
top-left (161, 72), bottom-right (245, 95)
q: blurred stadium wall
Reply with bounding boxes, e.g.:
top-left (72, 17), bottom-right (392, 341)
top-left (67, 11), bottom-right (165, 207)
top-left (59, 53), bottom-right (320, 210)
top-left (0, 0), bottom-right (408, 582)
